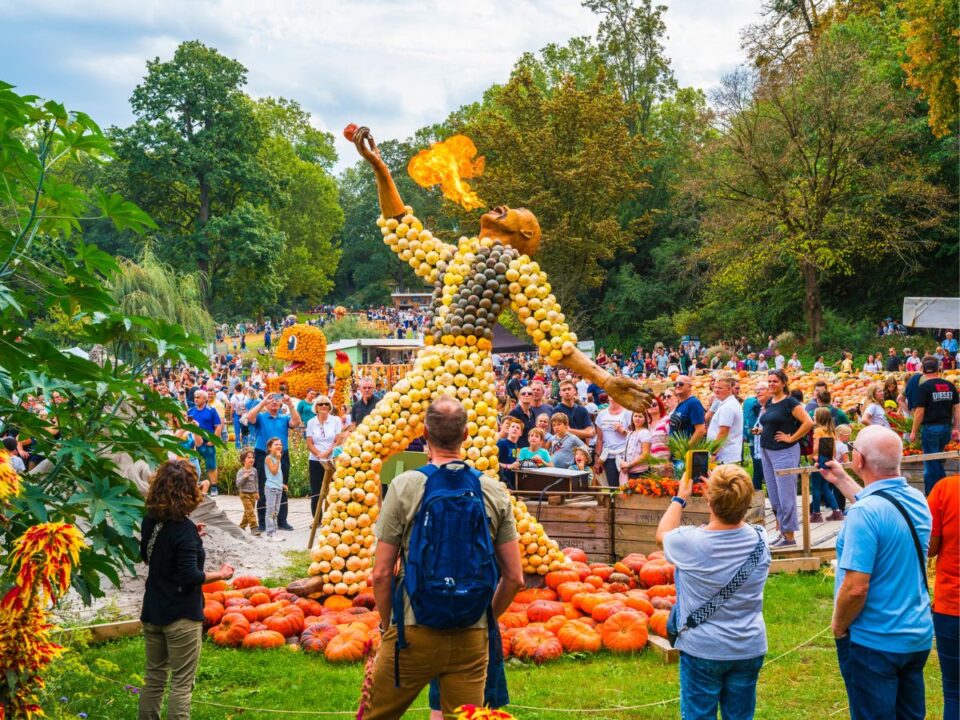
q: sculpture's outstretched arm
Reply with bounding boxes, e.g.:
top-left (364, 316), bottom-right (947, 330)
top-left (353, 126), bottom-right (455, 282)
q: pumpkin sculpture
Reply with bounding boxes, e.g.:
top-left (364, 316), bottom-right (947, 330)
top-left (266, 324), bottom-right (328, 398)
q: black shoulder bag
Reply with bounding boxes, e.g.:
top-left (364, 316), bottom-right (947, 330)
top-left (667, 525), bottom-right (766, 647)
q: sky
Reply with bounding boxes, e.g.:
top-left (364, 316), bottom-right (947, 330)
top-left (0, 0), bottom-right (759, 170)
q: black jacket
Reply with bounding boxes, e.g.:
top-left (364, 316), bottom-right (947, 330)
top-left (140, 516), bottom-right (206, 625)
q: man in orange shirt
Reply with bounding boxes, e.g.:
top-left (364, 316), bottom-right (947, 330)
top-left (929, 475), bottom-right (959, 720)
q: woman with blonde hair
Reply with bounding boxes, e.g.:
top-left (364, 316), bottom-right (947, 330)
top-left (656, 464), bottom-right (771, 719)
top-left (139, 460), bottom-right (234, 720)
top-left (860, 382), bottom-right (890, 428)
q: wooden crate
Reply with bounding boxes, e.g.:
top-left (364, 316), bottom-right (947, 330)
top-left (614, 491), bottom-right (766, 558)
top-left (526, 497), bottom-right (615, 563)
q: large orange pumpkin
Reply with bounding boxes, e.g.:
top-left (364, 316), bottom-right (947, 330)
top-left (231, 575), bottom-right (262, 590)
top-left (241, 585), bottom-right (271, 599)
top-left (624, 595), bottom-right (655, 616)
top-left (639, 562), bottom-right (672, 588)
top-left (647, 584), bottom-right (677, 598)
top-left (224, 597), bottom-right (251, 608)
top-left (514, 588), bottom-right (558, 604)
top-left (264, 605), bottom-right (305, 637)
top-left (526, 600), bottom-right (564, 623)
top-left (203, 600), bottom-right (225, 628)
top-left (202, 580), bottom-right (229, 594)
top-left (649, 609), bottom-right (670, 638)
top-left (562, 547), bottom-right (588, 563)
top-left (248, 592), bottom-right (272, 606)
top-left (324, 631), bottom-right (368, 663)
top-left (512, 626), bottom-right (564, 664)
top-left (601, 611), bottom-right (649, 653)
top-left (301, 623), bottom-right (339, 652)
top-left (255, 601), bottom-right (286, 621)
top-left (242, 630), bottom-right (286, 649)
top-left (235, 605), bottom-right (260, 623)
top-left (295, 598), bottom-right (325, 617)
top-left (557, 620), bottom-right (603, 653)
top-left (324, 595), bottom-right (354, 612)
top-left (211, 613), bottom-right (250, 647)
top-left (589, 564), bottom-right (615, 581)
top-left (558, 581), bottom-right (593, 603)
top-left (591, 600), bottom-right (628, 623)
top-left (545, 569), bottom-right (580, 590)
top-left (575, 592), bottom-right (615, 615)
top-left (500, 625), bottom-right (512, 658)
top-left (498, 611), bottom-right (528, 629)
top-left (543, 615), bottom-right (568, 636)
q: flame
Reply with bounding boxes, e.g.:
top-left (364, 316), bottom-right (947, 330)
top-left (407, 135), bottom-right (486, 210)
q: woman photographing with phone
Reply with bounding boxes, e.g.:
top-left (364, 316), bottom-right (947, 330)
top-left (758, 369), bottom-right (813, 548)
top-left (656, 464), bottom-right (772, 719)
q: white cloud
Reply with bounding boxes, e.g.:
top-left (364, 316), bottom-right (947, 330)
top-left (1, 0), bottom-right (759, 168)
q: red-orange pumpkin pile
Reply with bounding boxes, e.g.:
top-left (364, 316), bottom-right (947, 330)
top-left (203, 548), bottom-right (677, 665)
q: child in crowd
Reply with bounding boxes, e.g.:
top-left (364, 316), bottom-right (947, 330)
top-left (534, 413), bottom-right (554, 445)
top-left (832, 425), bottom-right (853, 512)
top-left (518, 427), bottom-right (552, 468)
top-left (572, 447), bottom-right (595, 486)
top-left (497, 418), bottom-right (522, 489)
top-left (619, 411), bottom-right (652, 486)
top-left (264, 437), bottom-right (287, 542)
top-left (548, 413), bottom-right (588, 469)
top-left (235, 450), bottom-right (260, 535)
top-left (810, 407), bottom-right (844, 522)
top-left (2, 436), bottom-right (25, 474)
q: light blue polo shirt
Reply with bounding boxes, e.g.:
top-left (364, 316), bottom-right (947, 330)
top-left (249, 412), bottom-right (293, 452)
top-left (835, 477), bottom-right (933, 653)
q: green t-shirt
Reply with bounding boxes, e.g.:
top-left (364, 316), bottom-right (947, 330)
top-left (296, 399), bottom-right (316, 425)
top-left (374, 462), bottom-right (518, 629)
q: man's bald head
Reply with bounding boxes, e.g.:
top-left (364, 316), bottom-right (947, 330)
top-left (424, 395), bottom-right (468, 453)
top-left (854, 425), bottom-right (902, 481)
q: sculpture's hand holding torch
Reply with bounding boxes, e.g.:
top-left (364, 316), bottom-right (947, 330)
top-left (344, 123), bottom-right (404, 218)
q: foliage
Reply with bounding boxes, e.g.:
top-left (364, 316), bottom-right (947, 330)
top-left (695, 21), bottom-right (950, 344)
top-left (321, 316), bottom-right (388, 344)
top-left (900, 0), bottom-right (959, 137)
top-left (110, 244), bottom-right (214, 340)
top-left (216, 436), bottom-right (310, 498)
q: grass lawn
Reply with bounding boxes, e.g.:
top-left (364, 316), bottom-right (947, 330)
top-left (41, 569), bottom-right (944, 719)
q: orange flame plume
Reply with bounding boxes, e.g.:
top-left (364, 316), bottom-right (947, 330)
top-left (407, 135), bottom-right (486, 211)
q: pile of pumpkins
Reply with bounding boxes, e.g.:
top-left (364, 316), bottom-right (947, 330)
top-left (203, 547), bottom-right (676, 665)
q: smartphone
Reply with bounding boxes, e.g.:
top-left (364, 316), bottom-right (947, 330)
top-left (686, 449), bottom-right (710, 483)
top-left (817, 437), bottom-right (835, 469)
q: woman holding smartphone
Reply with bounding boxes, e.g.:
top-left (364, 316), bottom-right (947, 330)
top-left (759, 369), bottom-right (813, 548)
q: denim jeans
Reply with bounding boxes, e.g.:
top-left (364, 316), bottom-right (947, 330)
top-left (750, 450), bottom-right (764, 491)
top-left (921, 423), bottom-right (952, 494)
top-left (835, 635), bottom-right (929, 720)
top-left (232, 416), bottom-right (243, 448)
top-left (934, 612), bottom-right (959, 720)
top-left (810, 471), bottom-right (839, 513)
top-left (679, 652), bottom-right (764, 719)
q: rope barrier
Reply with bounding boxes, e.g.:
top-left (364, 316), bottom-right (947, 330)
top-left (79, 625), bottom-right (834, 717)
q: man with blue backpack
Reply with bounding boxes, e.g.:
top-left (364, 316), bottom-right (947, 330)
top-left (365, 396), bottom-right (525, 720)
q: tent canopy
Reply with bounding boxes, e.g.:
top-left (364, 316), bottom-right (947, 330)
top-left (492, 323), bottom-right (535, 354)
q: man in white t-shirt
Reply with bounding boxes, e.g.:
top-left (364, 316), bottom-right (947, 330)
top-left (576, 377), bottom-right (590, 404)
top-left (707, 376), bottom-right (744, 465)
top-left (774, 352), bottom-right (786, 370)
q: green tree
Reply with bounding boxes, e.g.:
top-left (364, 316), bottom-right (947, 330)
top-left (112, 40), bottom-right (274, 307)
top-left (900, 0), bottom-right (959, 137)
top-left (696, 23), bottom-right (950, 343)
top-left (0, 80), bottom-right (208, 618)
top-left (582, 0), bottom-right (677, 133)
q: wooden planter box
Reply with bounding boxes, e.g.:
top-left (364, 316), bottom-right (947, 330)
top-left (613, 491), bottom-right (765, 558)
top-left (528, 490), bottom-right (766, 564)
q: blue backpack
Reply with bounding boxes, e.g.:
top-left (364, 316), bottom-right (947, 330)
top-left (391, 462), bottom-right (500, 685)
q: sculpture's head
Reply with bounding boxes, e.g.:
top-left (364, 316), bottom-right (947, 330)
top-left (275, 323), bottom-right (327, 371)
top-left (480, 205), bottom-right (541, 256)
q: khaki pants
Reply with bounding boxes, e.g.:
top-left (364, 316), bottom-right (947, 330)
top-left (365, 625), bottom-right (488, 720)
top-left (239, 491), bottom-right (258, 530)
top-left (138, 618), bottom-right (202, 720)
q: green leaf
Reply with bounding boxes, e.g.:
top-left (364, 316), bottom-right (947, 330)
top-left (94, 189), bottom-right (158, 233)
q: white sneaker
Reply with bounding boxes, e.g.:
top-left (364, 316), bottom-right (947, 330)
top-left (267, 535), bottom-right (285, 543)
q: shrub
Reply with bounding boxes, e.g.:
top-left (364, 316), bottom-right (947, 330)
top-left (216, 434), bottom-right (310, 498)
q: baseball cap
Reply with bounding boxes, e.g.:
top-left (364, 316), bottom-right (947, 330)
top-left (922, 357), bottom-right (939, 373)
top-left (584, 402), bottom-right (599, 416)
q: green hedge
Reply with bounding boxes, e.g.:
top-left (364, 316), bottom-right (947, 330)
top-left (216, 432), bottom-right (312, 498)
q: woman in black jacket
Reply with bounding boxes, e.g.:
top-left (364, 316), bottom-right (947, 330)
top-left (139, 460), bottom-right (233, 720)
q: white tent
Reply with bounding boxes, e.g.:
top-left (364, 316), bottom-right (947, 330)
top-left (902, 297), bottom-right (960, 329)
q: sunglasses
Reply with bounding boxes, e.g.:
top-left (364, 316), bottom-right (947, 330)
top-left (674, 381), bottom-right (687, 387)
top-left (519, 392), bottom-right (532, 396)
top-left (316, 403), bottom-right (331, 407)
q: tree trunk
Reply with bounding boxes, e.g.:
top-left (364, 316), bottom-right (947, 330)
top-left (802, 260), bottom-right (823, 345)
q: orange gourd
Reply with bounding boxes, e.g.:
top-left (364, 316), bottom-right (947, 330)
top-left (324, 631), bottom-right (367, 663)
top-left (498, 611), bottom-right (528, 629)
top-left (639, 562), bottom-right (672, 588)
top-left (557, 620), bottom-right (603, 653)
top-left (649, 609), bottom-right (670, 638)
top-left (647, 584), bottom-right (676, 598)
top-left (543, 615), bottom-right (568, 636)
top-left (601, 611), bottom-right (649, 653)
top-left (242, 630), bottom-right (286, 649)
top-left (591, 600), bottom-right (627, 623)
top-left (241, 585), bottom-right (271, 599)
top-left (562, 547), bottom-right (588, 563)
top-left (224, 597), bottom-right (251, 608)
top-left (295, 598), bottom-right (325, 617)
top-left (211, 612), bottom-right (250, 647)
top-left (575, 592), bottom-right (615, 615)
top-left (514, 587), bottom-right (558, 604)
top-left (248, 592), bottom-right (271, 606)
top-left (255, 601), bottom-right (285, 621)
top-left (202, 580), bottom-right (229, 594)
top-left (512, 626), bottom-right (564, 664)
top-left (324, 595), bottom-right (354, 612)
top-left (264, 605), bottom-right (305, 637)
top-left (203, 600), bottom-right (224, 627)
top-left (300, 623), bottom-right (339, 652)
top-left (545, 569), bottom-right (580, 590)
top-left (558, 581), bottom-right (593, 603)
top-left (352, 592), bottom-right (377, 610)
top-left (236, 605), bottom-right (260, 623)
top-left (589, 565), bottom-right (615, 581)
top-left (231, 575), bottom-right (262, 590)
top-left (624, 595), bottom-right (655, 616)
top-left (526, 600), bottom-right (564, 623)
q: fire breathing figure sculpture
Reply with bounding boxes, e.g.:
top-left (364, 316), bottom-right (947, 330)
top-left (307, 127), bottom-right (654, 595)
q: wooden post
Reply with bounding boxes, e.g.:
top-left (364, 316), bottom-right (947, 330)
top-left (307, 460), bottom-right (335, 550)
top-left (800, 471), bottom-right (811, 558)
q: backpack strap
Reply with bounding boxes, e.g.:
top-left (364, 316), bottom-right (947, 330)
top-left (681, 525), bottom-right (766, 633)
top-left (872, 490), bottom-right (929, 600)
top-left (391, 464), bottom-right (440, 688)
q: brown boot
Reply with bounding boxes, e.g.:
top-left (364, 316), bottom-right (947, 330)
top-left (826, 510), bottom-right (845, 521)
top-left (809, 512), bottom-right (824, 523)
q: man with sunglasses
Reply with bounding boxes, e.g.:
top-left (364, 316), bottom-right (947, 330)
top-left (508, 386), bottom-right (537, 448)
top-left (821, 425), bottom-right (933, 720)
top-left (669, 375), bottom-right (706, 445)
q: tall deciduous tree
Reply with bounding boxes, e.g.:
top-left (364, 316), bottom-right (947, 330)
top-left (582, 0), bottom-right (676, 133)
top-left (697, 23), bottom-right (949, 343)
top-left (900, 0), bottom-right (959, 137)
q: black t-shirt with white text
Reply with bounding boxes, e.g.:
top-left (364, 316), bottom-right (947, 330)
top-left (916, 378), bottom-right (959, 425)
